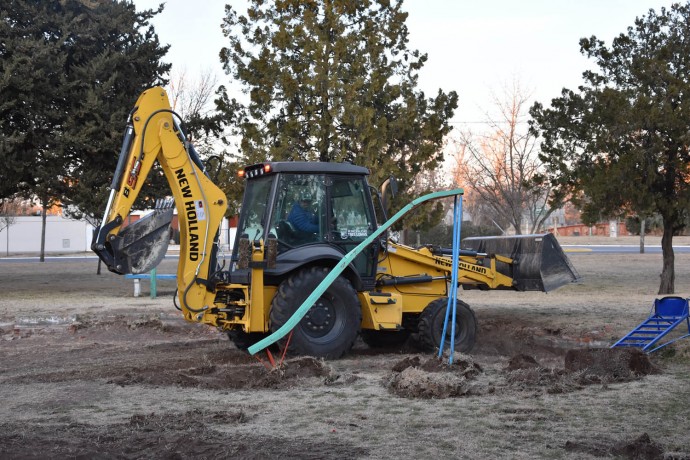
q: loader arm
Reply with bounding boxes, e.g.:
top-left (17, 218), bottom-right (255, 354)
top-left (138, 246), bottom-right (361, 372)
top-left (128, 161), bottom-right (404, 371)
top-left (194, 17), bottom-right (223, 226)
top-left (380, 233), bottom-right (579, 293)
top-left (382, 242), bottom-right (516, 290)
top-left (92, 87), bottom-right (228, 323)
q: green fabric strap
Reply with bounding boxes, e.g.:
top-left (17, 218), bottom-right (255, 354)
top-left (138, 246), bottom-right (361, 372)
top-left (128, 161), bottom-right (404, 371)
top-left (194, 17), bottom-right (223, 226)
top-left (248, 188), bottom-right (464, 355)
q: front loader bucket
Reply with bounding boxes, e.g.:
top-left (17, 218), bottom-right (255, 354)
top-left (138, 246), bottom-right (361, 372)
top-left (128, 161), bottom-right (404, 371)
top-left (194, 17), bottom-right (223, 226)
top-left (462, 233), bottom-right (580, 292)
top-left (108, 208), bottom-right (174, 274)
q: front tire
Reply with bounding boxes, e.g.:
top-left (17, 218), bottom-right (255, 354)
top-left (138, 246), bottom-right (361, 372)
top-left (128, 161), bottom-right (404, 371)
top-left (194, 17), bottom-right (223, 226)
top-left (416, 298), bottom-right (477, 353)
top-left (270, 267), bottom-right (361, 359)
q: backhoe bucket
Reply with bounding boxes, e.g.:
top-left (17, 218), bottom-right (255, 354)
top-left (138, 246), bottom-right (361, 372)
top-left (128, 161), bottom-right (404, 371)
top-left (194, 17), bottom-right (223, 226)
top-left (462, 233), bottom-right (580, 292)
top-left (109, 208), bottom-right (174, 274)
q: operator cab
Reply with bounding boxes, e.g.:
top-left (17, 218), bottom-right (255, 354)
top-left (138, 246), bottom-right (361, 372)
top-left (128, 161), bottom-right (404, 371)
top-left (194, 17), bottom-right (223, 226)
top-left (232, 162), bottom-right (379, 287)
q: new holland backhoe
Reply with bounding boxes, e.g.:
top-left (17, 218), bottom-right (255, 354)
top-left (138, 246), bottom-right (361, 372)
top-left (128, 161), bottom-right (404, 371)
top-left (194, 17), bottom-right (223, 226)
top-left (92, 87), bottom-right (580, 359)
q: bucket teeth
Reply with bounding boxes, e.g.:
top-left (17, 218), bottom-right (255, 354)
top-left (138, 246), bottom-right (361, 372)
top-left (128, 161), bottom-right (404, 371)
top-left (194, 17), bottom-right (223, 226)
top-left (155, 197), bottom-right (175, 210)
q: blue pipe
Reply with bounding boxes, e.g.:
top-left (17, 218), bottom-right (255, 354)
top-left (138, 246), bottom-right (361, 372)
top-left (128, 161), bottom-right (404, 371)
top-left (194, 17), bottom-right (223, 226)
top-left (438, 196), bottom-right (462, 363)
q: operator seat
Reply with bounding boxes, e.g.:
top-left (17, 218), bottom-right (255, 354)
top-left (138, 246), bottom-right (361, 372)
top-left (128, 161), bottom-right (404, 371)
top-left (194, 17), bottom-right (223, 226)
top-left (278, 219), bottom-right (298, 245)
top-left (278, 219), bottom-right (318, 246)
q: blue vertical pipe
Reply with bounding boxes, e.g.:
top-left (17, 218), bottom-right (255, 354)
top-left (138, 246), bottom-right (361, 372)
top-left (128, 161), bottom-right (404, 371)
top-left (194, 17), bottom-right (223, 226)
top-left (438, 197), bottom-right (458, 358)
top-left (449, 197), bottom-right (463, 363)
top-left (438, 196), bottom-right (462, 364)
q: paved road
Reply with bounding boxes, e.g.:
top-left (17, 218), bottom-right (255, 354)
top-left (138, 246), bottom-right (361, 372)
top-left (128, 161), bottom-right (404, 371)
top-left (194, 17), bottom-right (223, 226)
top-left (563, 245), bottom-right (690, 254)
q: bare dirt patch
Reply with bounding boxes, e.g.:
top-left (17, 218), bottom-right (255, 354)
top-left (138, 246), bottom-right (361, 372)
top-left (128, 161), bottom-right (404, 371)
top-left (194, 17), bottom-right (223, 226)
top-left (0, 409), bottom-right (369, 459)
top-left (108, 354), bottom-right (332, 390)
top-left (565, 432), bottom-right (665, 459)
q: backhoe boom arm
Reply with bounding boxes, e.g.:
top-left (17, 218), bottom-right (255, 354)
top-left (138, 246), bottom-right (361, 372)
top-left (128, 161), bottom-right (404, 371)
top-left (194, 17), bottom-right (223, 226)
top-left (92, 87), bottom-right (228, 323)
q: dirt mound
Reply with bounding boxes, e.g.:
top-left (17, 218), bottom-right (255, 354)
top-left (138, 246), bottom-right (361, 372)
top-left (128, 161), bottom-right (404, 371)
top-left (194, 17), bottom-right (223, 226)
top-left (0, 409), bottom-right (369, 459)
top-left (565, 432), bottom-right (664, 459)
top-left (386, 355), bottom-right (482, 399)
top-left (505, 348), bottom-right (659, 394)
top-left (110, 355), bottom-right (333, 390)
top-left (387, 347), bottom-right (661, 399)
top-left (506, 353), bottom-right (541, 370)
top-left (565, 348), bottom-right (660, 381)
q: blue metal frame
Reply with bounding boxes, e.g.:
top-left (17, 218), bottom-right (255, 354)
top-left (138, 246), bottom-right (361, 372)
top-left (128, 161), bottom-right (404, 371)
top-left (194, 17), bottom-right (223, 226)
top-left (611, 296), bottom-right (690, 353)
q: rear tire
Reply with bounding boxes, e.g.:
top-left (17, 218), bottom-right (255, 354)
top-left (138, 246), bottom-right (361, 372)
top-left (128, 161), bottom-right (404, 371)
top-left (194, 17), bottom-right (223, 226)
top-left (416, 298), bottom-right (477, 353)
top-left (270, 267), bottom-right (361, 359)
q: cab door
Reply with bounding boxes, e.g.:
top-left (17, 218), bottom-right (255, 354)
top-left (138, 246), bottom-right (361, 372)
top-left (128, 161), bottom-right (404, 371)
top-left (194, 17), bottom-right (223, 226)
top-left (327, 175), bottom-right (378, 287)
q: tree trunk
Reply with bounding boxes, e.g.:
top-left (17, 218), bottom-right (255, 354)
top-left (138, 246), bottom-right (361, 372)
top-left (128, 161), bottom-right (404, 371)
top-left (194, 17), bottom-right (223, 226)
top-left (40, 204), bottom-right (47, 262)
top-left (639, 218), bottom-right (645, 254)
top-left (658, 224), bottom-right (675, 294)
top-left (513, 217), bottom-right (522, 235)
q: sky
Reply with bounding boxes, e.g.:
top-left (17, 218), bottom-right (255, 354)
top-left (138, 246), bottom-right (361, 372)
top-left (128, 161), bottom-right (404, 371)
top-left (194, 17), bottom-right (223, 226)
top-left (132, 0), bottom-right (678, 129)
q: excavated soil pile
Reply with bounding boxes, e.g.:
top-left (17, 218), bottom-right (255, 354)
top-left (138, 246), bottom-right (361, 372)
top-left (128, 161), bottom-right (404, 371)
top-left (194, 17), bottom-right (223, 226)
top-left (505, 357), bottom-right (578, 394)
top-left (564, 347), bottom-right (660, 381)
top-left (388, 348), bottom-right (660, 399)
top-left (505, 347), bottom-right (659, 394)
top-left (386, 354), bottom-right (483, 399)
top-left (565, 432), bottom-right (665, 459)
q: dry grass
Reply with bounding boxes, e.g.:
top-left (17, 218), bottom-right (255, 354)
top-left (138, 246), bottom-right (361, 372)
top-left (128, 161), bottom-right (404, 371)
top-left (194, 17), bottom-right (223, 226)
top-left (1, 252), bottom-right (689, 458)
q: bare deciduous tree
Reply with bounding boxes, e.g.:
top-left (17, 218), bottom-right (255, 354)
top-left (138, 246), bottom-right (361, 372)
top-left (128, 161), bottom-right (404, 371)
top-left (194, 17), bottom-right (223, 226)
top-left (403, 164), bottom-right (451, 245)
top-left (0, 198), bottom-right (20, 233)
top-left (167, 68), bottom-right (221, 155)
top-left (453, 80), bottom-right (554, 234)
top-left (165, 69), bottom-right (243, 215)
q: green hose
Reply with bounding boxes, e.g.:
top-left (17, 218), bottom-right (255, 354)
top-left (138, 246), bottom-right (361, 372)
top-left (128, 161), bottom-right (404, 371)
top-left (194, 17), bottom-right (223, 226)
top-left (248, 188), bottom-right (464, 355)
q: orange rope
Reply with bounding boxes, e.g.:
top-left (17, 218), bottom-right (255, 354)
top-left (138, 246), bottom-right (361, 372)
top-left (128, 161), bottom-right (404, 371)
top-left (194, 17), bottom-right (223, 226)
top-left (265, 348), bottom-right (276, 368)
top-left (279, 330), bottom-right (294, 367)
top-left (253, 353), bottom-right (272, 371)
top-left (254, 330), bottom-right (294, 370)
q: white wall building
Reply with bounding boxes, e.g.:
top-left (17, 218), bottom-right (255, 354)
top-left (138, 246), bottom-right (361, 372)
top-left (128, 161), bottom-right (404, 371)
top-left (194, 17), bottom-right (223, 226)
top-left (0, 216), bottom-right (94, 255)
top-left (0, 215), bottom-right (236, 256)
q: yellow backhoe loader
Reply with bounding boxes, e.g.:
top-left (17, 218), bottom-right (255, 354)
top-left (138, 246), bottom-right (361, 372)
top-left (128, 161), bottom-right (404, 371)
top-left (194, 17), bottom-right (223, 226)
top-left (92, 87), bottom-right (579, 358)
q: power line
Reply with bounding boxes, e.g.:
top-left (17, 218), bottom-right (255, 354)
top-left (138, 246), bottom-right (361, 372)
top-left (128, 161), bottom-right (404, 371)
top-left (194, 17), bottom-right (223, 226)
top-left (448, 120), bottom-right (530, 125)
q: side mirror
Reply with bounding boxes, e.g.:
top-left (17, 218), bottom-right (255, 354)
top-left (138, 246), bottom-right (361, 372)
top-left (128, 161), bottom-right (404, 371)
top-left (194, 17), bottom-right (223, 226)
top-left (380, 176), bottom-right (397, 214)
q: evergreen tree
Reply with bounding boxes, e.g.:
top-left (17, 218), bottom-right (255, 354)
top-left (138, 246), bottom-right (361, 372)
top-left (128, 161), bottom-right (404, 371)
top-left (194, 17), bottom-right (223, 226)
top-left (218, 0), bottom-right (457, 216)
top-left (530, 4), bottom-right (690, 294)
top-left (0, 0), bottom-right (170, 260)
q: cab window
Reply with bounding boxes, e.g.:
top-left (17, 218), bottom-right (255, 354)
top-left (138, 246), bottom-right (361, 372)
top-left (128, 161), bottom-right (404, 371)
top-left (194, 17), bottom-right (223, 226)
top-left (271, 174), bottom-right (326, 248)
top-left (236, 176), bottom-right (272, 241)
top-left (330, 177), bottom-right (373, 243)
